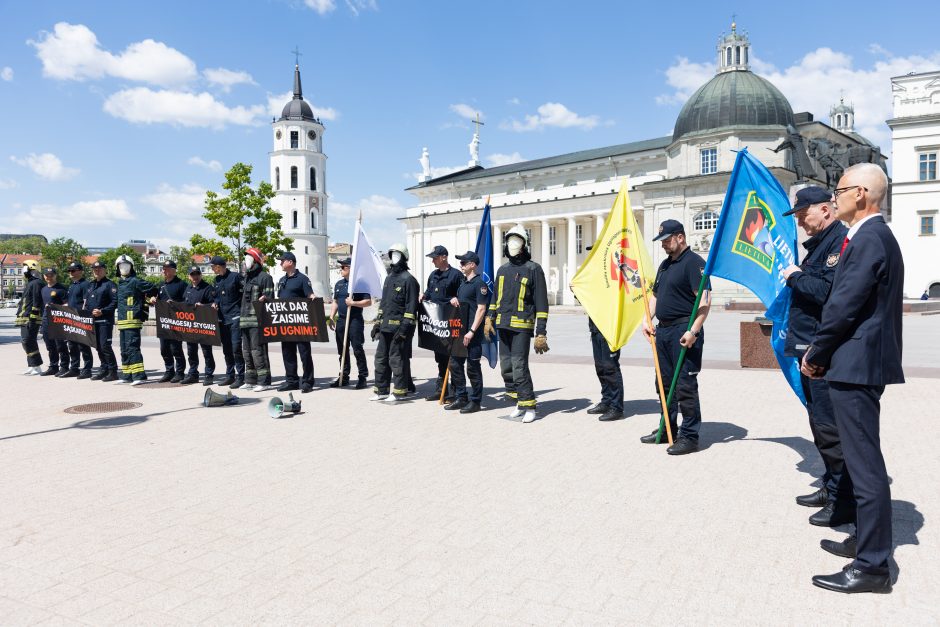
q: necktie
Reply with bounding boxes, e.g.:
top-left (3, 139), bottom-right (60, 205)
top-left (840, 236), bottom-right (850, 254)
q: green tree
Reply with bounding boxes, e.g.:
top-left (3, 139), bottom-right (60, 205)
top-left (0, 236), bottom-right (46, 254)
top-left (201, 162), bottom-right (292, 267)
top-left (168, 244), bottom-right (194, 269)
top-left (189, 233), bottom-right (233, 262)
top-left (39, 237), bottom-right (89, 285)
top-left (97, 245), bottom-right (147, 279)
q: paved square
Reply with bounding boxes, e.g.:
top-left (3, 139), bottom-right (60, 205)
top-left (1, 313), bottom-right (937, 625)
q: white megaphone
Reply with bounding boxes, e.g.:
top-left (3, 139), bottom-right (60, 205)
top-left (268, 393), bottom-right (302, 419)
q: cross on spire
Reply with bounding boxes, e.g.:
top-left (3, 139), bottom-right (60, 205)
top-left (291, 46), bottom-right (303, 66)
top-left (472, 113), bottom-right (485, 134)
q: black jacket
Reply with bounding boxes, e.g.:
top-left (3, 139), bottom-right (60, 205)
top-left (213, 268), bottom-right (243, 323)
top-left (424, 266), bottom-right (463, 304)
top-left (240, 267), bottom-right (275, 328)
top-left (15, 274), bottom-right (44, 326)
top-left (67, 278), bottom-right (90, 314)
top-left (489, 258), bottom-right (549, 335)
top-left (785, 220), bottom-right (848, 356)
top-left (377, 268), bottom-right (419, 332)
top-left (184, 280), bottom-right (215, 307)
top-left (86, 277), bottom-right (117, 324)
top-left (157, 276), bottom-right (187, 302)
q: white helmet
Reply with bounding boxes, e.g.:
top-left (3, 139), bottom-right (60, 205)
top-left (505, 224), bottom-right (529, 257)
top-left (505, 224), bottom-right (529, 246)
top-left (114, 254), bottom-right (134, 269)
top-left (387, 243), bottom-right (409, 261)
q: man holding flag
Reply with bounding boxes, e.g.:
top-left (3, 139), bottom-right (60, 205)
top-left (329, 257), bottom-right (372, 389)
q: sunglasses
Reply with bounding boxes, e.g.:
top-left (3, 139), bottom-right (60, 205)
top-left (833, 185), bottom-right (868, 198)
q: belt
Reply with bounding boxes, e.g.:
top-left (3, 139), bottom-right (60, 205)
top-left (657, 317), bottom-right (689, 328)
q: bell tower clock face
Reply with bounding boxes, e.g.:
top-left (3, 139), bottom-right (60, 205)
top-left (307, 130), bottom-right (317, 141)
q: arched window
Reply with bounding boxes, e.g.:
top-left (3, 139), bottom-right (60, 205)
top-left (311, 212), bottom-right (317, 230)
top-left (275, 167), bottom-right (280, 190)
top-left (735, 46), bottom-right (741, 65)
top-left (744, 47), bottom-right (748, 64)
top-left (693, 210), bottom-right (719, 231)
top-left (290, 166), bottom-right (298, 189)
top-left (292, 210), bottom-right (298, 229)
top-left (310, 167), bottom-right (316, 191)
top-left (726, 47), bottom-right (732, 66)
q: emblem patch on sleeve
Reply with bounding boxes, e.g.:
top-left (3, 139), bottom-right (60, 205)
top-left (826, 253), bottom-right (840, 268)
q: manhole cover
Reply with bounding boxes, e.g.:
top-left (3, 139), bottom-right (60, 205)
top-left (64, 401), bottom-right (143, 415)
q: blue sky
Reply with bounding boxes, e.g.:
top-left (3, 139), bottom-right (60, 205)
top-left (2, 0), bottom-right (939, 252)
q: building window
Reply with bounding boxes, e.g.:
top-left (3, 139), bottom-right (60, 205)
top-left (290, 166), bottom-right (298, 189)
top-left (701, 148), bottom-right (718, 175)
top-left (275, 167), bottom-right (280, 190)
top-left (726, 47), bottom-right (732, 66)
top-left (292, 210), bottom-right (298, 229)
top-left (310, 167), bottom-right (316, 191)
top-left (576, 224), bottom-right (583, 254)
top-left (735, 46), bottom-right (741, 65)
top-left (290, 131), bottom-right (299, 149)
top-left (919, 152), bottom-right (937, 181)
top-left (549, 226), bottom-right (557, 255)
top-left (921, 215), bottom-right (935, 236)
top-left (525, 229), bottom-right (532, 246)
top-left (311, 212), bottom-right (317, 230)
top-left (694, 210), bottom-right (720, 231)
top-left (305, 245), bottom-right (309, 254)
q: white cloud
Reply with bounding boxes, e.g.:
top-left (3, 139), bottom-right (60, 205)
top-left (485, 152), bottom-right (525, 167)
top-left (1, 66), bottom-right (12, 81)
top-left (21, 199), bottom-right (132, 228)
top-left (104, 87), bottom-right (266, 128)
top-left (29, 22), bottom-right (197, 87)
top-left (407, 163), bottom-right (466, 183)
top-left (655, 57), bottom-right (713, 105)
top-left (0, 178), bottom-right (17, 189)
top-left (304, 0), bottom-right (336, 14)
top-left (507, 97), bottom-right (521, 105)
top-left (502, 102), bottom-right (600, 132)
top-left (203, 67), bottom-right (256, 92)
top-left (187, 156), bottom-right (223, 172)
top-left (141, 183), bottom-right (207, 218)
top-left (266, 91), bottom-right (338, 121)
top-left (330, 194), bottom-right (405, 249)
top-left (450, 103), bottom-right (483, 120)
top-left (10, 152), bottom-right (79, 181)
top-left (344, 0), bottom-right (377, 16)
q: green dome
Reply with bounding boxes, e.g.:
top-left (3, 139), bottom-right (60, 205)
top-left (673, 70), bottom-right (794, 142)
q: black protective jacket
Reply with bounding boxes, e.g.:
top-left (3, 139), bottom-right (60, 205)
top-left (377, 268), bottom-right (419, 332)
top-left (489, 256), bottom-right (549, 335)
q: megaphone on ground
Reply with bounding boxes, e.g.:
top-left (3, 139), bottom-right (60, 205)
top-left (268, 393), bottom-right (301, 418)
top-left (204, 388), bottom-right (239, 407)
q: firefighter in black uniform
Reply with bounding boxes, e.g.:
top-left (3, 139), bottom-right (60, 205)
top-left (370, 243), bottom-right (419, 402)
top-left (641, 220), bottom-right (711, 456)
top-left (211, 256), bottom-right (245, 389)
top-left (276, 252), bottom-right (317, 393)
top-left (328, 257), bottom-right (371, 389)
top-left (486, 225), bottom-right (549, 423)
top-left (181, 266), bottom-right (216, 386)
top-left (62, 262), bottom-right (93, 379)
top-left (421, 245), bottom-right (463, 401)
top-left (16, 259), bottom-right (45, 375)
top-left (150, 260), bottom-right (187, 383)
top-left (86, 260), bottom-right (118, 381)
top-left (445, 251), bottom-right (489, 414)
top-left (39, 267), bottom-right (69, 376)
top-left (781, 186), bottom-right (855, 527)
top-left (115, 254), bottom-right (157, 385)
top-left (239, 247), bottom-right (275, 391)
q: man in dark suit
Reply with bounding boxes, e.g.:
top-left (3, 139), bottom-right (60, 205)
top-left (802, 163), bottom-right (904, 594)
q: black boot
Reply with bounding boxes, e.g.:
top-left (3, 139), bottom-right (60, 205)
top-left (77, 370), bottom-right (92, 380)
top-left (40, 366), bottom-right (58, 376)
top-left (230, 378), bottom-right (244, 390)
top-left (180, 373), bottom-right (199, 385)
top-left (159, 371), bottom-right (175, 383)
top-left (355, 378), bottom-right (367, 390)
top-left (218, 375), bottom-right (235, 387)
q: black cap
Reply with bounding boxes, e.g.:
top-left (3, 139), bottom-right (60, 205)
top-left (278, 252), bottom-right (296, 263)
top-left (67, 261), bottom-right (83, 271)
top-left (784, 186), bottom-right (832, 216)
top-left (91, 260), bottom-right (106, 269)
top-left (162, 260), bottom-right (177, 269)
top-left (337, 257), bottom-right (351, 267)
top-left (426, 245), bottom-right (448, 258)
top-left (189, 266), bottom-right (202, 275)
top-left (210, 256), bottom-right (227, 266)
top-left (43, 267), bottom-right (57, 275)
top-left (652, 219), bottom-right (685, 242)
top-left (455, 250), bottom-right (480, 265)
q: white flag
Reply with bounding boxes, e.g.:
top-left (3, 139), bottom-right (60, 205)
top-left (349, 221), bottom-right (387, 296)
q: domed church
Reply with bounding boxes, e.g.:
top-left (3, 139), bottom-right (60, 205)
top-left (401, 24), bottom-right (885, 304)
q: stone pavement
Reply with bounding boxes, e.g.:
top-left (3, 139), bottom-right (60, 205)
top-left (0, 316), bottom-right (937, 624)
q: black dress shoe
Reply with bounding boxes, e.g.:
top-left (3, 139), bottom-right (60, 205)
top-left (796, 487), bottom-right (828, 508)
top-left (40, 367), bottom-right (58, 377)
top-left (444, 399), bottom-right (469, 411)
top-left (812, 565), bottom-right (891, 594)
top-left (159, 372), bottom-right (175, 383)
top-left (102, 371), bottom-right (118, 382)
top-left (91, 370), bottom-right (106, 381)
top-left (809, 503), bottom-right (855, 527)
top-left (180, 374), bottom-right (199, 385)
top-left (218, 376), bottom-right (235, 387)
top-left (329, 378), bottom-right (349, 388)
top-left (598, 409), bottom-right (624, 422)
top-left (355, 378), bottom-right (367, 390)
top-left (59, 370), bottom-right (79, 378)
top-left (586, 403), bottom-right (610, 415)
top-left (667, 438), bottom-right (698, 455)
top-left (460, 402), bottom-right (481, 414)
top-left (230, 378), bottom-right (244, 390)
top-left (640, 428), bottom-right (673, 444)
top-left (170, 373), bottom-right (184, 383)
top-left (821, 535), bottom-right (857, 559)
top-left (278, 382), bottom-right (299, 392)
top-left (425, 392), bottom-right (444, 401)
top-left (301, 383), bottom-right (314, 394)
top-left (202, 375), bottom-right (214, 386)
top-left (77, 370), bottom-right (92, 380)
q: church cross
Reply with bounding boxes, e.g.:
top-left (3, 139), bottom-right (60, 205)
top-left (472, 113), bottom-right (485, 134)
top-left (291, 46), bottom-right (303, 66)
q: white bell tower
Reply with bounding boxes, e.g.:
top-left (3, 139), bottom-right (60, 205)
top-left (269, 63), bottom-right (329, 297)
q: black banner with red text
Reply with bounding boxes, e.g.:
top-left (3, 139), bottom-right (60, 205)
top-left (417, 301), bottom-right (467, 358)
top-left (155, 300), bottom-right (221, 345)
top-left (254, 297), bottom-right (329, 343)
top-left (46, 305), bottom-right (97, 347)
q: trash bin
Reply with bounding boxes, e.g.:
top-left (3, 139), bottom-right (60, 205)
top-left (740, 317), bottom-right (777, 368)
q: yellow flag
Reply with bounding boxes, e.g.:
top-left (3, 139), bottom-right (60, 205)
top-left (570, 181), bottom-right (655, 351)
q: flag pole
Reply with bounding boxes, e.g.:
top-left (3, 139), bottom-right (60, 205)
top-left (338, 213), bottom-right (361, 382)
top-left (636, 266), bottom-right (673, 446)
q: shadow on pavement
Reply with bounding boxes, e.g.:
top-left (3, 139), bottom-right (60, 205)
top-left (536, 397), bottom-right (592, 417)
top-left (889, 499), bottom-right (924, 584)
top-left (699, 422), bottom-right (749, 450)
top-left (750, 436), bottom-right (823, 482)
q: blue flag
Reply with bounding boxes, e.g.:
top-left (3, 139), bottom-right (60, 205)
top-left (704, 149), bottom-right (805, 404)
top-left (474, 204), bottom-right (498, 368)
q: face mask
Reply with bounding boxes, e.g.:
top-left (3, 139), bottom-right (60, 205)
top-left (507, 236), bottom-right (524, 256)
top-left (245, 256), bottom-right (255, 270)
top-left (390, 251), bottom-right (402, 264)
top-left (119, 263), bottom-right (131, 276)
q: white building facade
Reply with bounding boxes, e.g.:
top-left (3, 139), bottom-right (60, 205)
top-left (269, 64), bottom-right (330, 297)
top-left (887, 70), bottom-right (940, 298)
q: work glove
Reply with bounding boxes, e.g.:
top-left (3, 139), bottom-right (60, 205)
top-left (483, 317), bottom-right (495, 340)
top-left (534, 335), bottom-right (549, 355)
top-left (327, 316), bottom-right (336, 331)
top-left (392, 327), bottom-right (406, 344)
top-left (370, 323), bottom-right (380, 341)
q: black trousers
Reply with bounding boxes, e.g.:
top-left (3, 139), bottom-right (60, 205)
top-left (67, 340), bottom-right (94, 373)
top-left (335, 317), bottom-right (368, 380)
top-left (42, 325), bottom-right (69, 371)
top-left (374, 330), bottom-right (411, 395)
top-left (591, 325), bottom-right (623, 409)
top-left (433, 351), bottom-right (450, 392)
top-left (829, 381), bottom-right (892, 576)
top-left (186, 341), bottom-right (215, 376)
top-left (93, 321), bottom-right (117, 373)
top-left (799, 371), bottom-right (854, 509)
top-left (282, 341), bottom-right (313, 386)
top-left (241, 326), bottom-right (271, 385)
top-left (450, 343), bottom-right (483, 403)
top-left (220, 321), bottom-right (245, 378)
top-left (160, 338), bottom-right (185, 374)
top-left (655, 324), bottom-right (703, 441)
top-left (20, 322), bottom-right (42, 367)
top-left (498, 329), bottom-right (535, 408)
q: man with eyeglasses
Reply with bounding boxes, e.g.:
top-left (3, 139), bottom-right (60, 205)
top-left (801, 164), bottom-right (904, 594)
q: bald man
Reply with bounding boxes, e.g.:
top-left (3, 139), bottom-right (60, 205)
top-left (802, 163), bottom-right (904, 594)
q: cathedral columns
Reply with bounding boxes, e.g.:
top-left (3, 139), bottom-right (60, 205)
top-left (566, 217), bottom-right (577, 304)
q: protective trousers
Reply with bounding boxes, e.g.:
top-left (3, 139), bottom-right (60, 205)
top-left (220, 321), bottom-right (245, 378)
top-left (119, 328), bottom-right (145, 381)
top-left (800, 371), bottom-right (855, 510)
top-left (186, 342), bottom-right (215, 376)
top-left (160, 338), bottom-right (185, 374)
top-left (21, 322), bottom-right (42, 367)
top-left (374, 330), bottom-right (410, 396)
top-left (654, 324), bottom-right (703, 442)
top-left (498, 329), bottom-right (535, 408)
top-left (336, 317), bottom-right (368, 381)
top-left (449, 343), bottom-right (483, 403)
top-left (67, 340), bottom-right (94, 373)
top-left (241, 327), bottom-right (271, 386)
top-left (282, 341), bottom-right (314, 386)
top-left (94, 321), bottom-right (117, 374)
top-left (591, 325), bottom-right (623, 410)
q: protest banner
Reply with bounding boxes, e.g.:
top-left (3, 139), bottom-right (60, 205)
top-left (418, 301), bottom-right (467, 358)
top-left (255, 297), bottom-right (329, 343)
top-left (46, 304), bottom-right (97, 347)
top-left (155, 300), bottom-right (221, 346)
